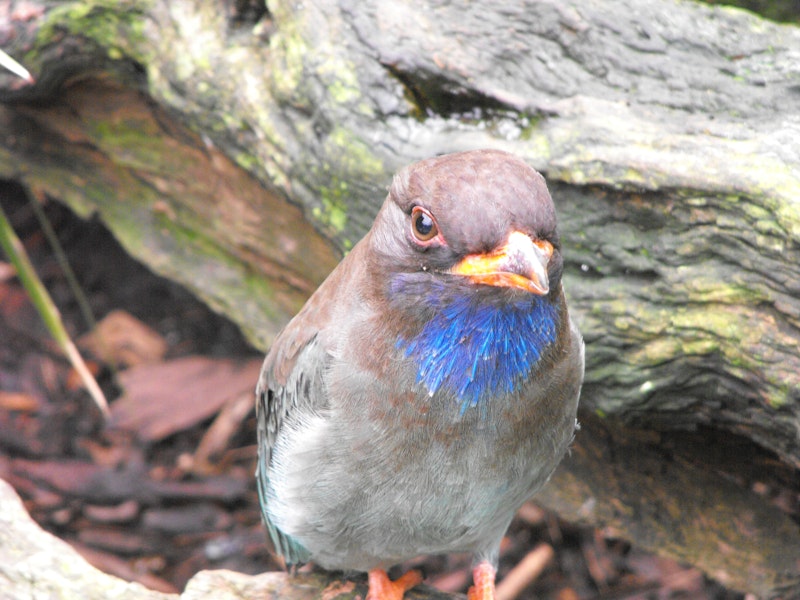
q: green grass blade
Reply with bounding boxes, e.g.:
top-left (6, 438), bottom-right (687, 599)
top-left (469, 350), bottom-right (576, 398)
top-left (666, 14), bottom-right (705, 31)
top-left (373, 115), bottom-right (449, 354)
top-left (0, 202), bottom-right (109, 418)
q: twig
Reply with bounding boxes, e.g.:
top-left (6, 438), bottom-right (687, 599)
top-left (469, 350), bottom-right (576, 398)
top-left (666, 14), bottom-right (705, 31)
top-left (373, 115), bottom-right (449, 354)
top-left (191, 390), bottom-right (255, 473)
top-left (495, 543), bottom-right (555, 600)
top-left (0, 48), bottom-right (34, 82)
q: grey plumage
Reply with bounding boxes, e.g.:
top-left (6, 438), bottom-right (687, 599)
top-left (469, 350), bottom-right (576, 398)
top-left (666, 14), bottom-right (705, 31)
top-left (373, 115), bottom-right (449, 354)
top-left (255, 149), bottom-right (584, 585)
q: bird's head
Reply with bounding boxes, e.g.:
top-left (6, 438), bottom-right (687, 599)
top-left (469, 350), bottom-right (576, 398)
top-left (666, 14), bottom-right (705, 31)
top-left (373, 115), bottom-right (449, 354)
top-left (368, 149), bottom-right (563, 305)
top-left (364, 149), bottom-right (567, 409)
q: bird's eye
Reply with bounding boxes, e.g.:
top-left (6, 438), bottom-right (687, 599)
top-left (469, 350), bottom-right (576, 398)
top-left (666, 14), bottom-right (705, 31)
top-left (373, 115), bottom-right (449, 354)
top-left (411, 207), bottom-right (439, 242)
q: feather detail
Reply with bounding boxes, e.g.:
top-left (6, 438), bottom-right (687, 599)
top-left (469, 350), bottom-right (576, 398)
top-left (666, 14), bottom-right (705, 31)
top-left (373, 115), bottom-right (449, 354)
top-left (256, 386), bottom-right (312, 566)
top-left (394, 282), bottom-right (559, 413)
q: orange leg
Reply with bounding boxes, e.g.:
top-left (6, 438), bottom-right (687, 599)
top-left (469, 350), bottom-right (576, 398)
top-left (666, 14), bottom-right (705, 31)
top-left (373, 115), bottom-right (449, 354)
top-left (467, 561), bottom-right (496, 600)
top-left (366, 568), bottom-right (423, 600)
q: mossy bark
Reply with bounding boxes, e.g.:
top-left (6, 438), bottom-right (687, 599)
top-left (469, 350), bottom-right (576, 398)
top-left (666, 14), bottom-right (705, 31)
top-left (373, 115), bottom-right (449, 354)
top-left (1, 0), bottom-right (799, 596)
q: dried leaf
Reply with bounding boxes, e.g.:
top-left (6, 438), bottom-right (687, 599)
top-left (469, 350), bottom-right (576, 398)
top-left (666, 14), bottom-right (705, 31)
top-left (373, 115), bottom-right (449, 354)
top-left (79, 310), bottom-right (168, 368)
top-left (111, 356), bottom-right (261, 441)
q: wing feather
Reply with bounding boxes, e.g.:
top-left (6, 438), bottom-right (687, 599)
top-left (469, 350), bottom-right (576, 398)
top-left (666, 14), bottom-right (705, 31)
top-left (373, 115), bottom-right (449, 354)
top-left (253, 259), bottom-right (349, 567)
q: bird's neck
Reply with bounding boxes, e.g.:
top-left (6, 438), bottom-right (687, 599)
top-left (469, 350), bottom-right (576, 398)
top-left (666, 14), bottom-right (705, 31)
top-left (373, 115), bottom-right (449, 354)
top-left (394, 284), bottom-right (560, 413)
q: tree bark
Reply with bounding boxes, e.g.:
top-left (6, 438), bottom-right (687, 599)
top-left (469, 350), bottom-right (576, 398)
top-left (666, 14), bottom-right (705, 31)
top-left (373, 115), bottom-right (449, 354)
top-left (1, 0), bottom-right (799, 596)
top-left (0, 477), bottom-right (453, 600)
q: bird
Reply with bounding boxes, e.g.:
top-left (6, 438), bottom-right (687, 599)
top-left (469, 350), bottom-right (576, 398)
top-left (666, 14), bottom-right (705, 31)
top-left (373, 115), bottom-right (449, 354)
top-left (255, 149), bottom-right (584, 600)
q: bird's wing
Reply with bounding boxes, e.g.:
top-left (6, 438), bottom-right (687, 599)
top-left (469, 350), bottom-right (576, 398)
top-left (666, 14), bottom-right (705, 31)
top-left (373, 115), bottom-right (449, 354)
top-left (255, 325), bottom-right (321, 566)
top-left (254, 264), bottom-right (346, 566)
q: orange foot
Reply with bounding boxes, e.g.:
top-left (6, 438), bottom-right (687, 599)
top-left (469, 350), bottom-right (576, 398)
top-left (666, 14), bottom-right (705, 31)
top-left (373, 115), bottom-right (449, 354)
top-left (366, 568), bottom-right (423, 600)
top-left (467, 561), bottom-right (496, 600)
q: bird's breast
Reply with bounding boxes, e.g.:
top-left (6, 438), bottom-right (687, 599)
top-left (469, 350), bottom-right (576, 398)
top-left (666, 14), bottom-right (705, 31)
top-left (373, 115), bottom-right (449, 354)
top-left (394, 293), bottom-right (560, 414)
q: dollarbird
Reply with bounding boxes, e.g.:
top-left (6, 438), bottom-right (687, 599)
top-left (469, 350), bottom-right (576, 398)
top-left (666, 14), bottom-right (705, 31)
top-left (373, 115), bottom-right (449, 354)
top-left (256, 149), bottom-right (584, 600)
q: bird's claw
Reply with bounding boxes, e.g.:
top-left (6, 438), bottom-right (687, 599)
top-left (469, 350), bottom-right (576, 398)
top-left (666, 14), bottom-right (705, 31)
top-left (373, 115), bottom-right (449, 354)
top-left (467, 562), bottom-right (496, 600)
top-left (366, 568), bottom-right (423, 600)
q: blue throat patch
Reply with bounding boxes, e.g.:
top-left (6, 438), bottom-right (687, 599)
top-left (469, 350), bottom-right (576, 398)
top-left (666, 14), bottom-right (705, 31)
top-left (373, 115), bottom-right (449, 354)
top-left (395, 287), bottom-right (559, 413)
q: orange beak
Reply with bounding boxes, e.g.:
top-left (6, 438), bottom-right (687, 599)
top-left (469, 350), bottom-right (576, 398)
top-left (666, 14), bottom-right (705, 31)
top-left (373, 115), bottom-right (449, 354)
top-left (450, 231), bottom-right (552, 295)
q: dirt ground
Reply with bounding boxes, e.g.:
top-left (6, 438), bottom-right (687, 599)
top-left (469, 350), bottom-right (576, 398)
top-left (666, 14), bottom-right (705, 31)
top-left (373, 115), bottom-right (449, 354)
top-left (0, 182), bottom-right (745, 599)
